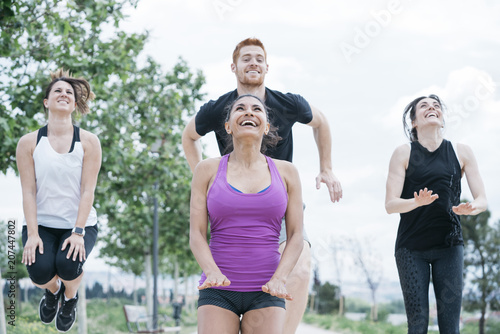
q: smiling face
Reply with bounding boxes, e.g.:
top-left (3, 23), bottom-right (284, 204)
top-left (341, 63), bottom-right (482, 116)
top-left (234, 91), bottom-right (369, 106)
top-left (43, 80), bottom-right (76, 114)
top-left (231, 45), bottom-right (268, 87)
top-left (413, 97), bottom-right (443, 129)
top-left (225, 95), bottom-right (270, 139)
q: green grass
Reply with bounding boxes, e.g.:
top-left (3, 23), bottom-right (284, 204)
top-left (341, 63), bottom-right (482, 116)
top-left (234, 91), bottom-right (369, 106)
top-left (5, 298), bottom-right (197, 334)
top-left (303, 312), bottom-right (410, 334)
top-left (303, 312), bottom-right (500, 334)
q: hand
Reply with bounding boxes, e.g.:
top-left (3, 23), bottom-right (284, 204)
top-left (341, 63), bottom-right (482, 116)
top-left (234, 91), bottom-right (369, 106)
top-left (414, 188), bottom-right (439, 207)
top-left (262, 277), bottom-right (293, 301)
top-left (452, 202), bottom-right (475, 215)
top-left (61, 233), bottom-right (86, 262)
top-left (198, 273), bottom-right (231, 290)
top-left (316, 169), bottom-right (342, 203)
top-left (22, 234), bottom-right (44, 266)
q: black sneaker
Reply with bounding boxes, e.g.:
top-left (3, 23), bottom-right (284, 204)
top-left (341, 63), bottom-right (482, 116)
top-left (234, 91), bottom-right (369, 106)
top-left (39, 283), bottom-right (65, 324)
top-left (56, 293), bottom-right (78, 332)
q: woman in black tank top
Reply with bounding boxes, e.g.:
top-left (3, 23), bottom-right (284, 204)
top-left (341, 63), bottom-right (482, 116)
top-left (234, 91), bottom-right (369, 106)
top-left (385, 95), bottom-right (487, 333)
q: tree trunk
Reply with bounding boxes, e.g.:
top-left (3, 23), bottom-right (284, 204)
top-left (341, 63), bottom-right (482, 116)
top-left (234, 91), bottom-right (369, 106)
top-left (145, 253), bottom-right (153, 329)
top-left (173, 259), bottom-right (179, 301)
top-left (188, 275), bottom-right (194, 313)
top-left (371, 290), bottom-right (378, 322)
top-left (184, 271), bottom-right (188, 306)
top-left (78, 281), bottom-right (87, 334)
top-left (133, 275), bottom-right (138, 305)
top-left (479, 301), bottom-right (486, 334)
top-left (23, 283), bottom-right (28, 303)
top-left (309, 292), bottom-right (315, 313)
top-left (338, 295), bottom-right (344, 316)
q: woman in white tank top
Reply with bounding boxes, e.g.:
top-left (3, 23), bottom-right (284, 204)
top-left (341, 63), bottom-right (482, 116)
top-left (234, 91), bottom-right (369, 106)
top-left (16, 69), bottom-right (101, 332)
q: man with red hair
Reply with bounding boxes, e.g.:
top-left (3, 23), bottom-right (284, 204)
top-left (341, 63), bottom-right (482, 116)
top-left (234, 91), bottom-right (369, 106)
top-left (182, 37), bottom-right (342, 333)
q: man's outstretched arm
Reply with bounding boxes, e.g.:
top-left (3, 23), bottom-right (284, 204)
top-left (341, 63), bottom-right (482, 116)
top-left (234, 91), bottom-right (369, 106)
top-left (307, 105), bottom-right (342, 202)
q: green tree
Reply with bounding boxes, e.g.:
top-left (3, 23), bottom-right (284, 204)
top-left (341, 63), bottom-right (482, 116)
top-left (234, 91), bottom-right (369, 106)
top-left (316, 282), bottom-right (340, 315)
top-left (92, 58), bottom-right (204, 279)
top-left (0, 0), bottom-right (204, 283)
top-left (462, 209), bottom-right (500, 334)
top-left (310, 266), bottom-right (341, 315)
top-left (0, 0), bottom-right (145, 173)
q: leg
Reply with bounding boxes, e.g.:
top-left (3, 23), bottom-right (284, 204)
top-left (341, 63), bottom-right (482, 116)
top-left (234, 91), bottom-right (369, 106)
top-left (22, 226), bottom-right (59, 289)
top-left (55, 225), bottom-right (98, 299)
top-left (431, 246), bottom-right (463, 334)
top-left (278, 240), bottom-right (310, 334)
top-left (60, 273), bottom-right (84, 299)
top-left (395, 248), bottom-right (431, 334)
top-left (34, 276), bottom-right (60, 294)
top-left (22, 226), bottom-right (64, 324)
top-left (241, 307), bottom-right (285, 334)
top-left (198, 305), bottom-right (240, 334)
top-left (55, 226), bottom-right (98, 332)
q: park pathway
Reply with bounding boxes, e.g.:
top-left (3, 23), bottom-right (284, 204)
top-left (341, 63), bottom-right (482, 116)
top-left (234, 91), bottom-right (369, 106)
top-left (295, 322), bottom-right (343, 333)
top-left (190, 321), bottom-right (343, 333)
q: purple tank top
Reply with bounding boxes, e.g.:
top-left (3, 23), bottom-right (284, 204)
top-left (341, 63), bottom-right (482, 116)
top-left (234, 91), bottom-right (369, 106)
top-left (200, 154), bottom-right (288, 291)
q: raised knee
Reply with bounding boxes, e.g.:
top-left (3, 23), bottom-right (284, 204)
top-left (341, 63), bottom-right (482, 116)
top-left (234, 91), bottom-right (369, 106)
top-left (56, 257), bottom-right (84, 281)
top-left (27, 262), bottom-right (56, 285)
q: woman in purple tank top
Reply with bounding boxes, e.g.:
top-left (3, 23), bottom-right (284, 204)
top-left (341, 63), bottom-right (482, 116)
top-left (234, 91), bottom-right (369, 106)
top-left (190, 94), bottom-right (304, 334)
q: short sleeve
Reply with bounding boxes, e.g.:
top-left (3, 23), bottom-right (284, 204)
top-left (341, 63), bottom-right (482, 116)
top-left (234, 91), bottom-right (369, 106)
top-left (292, 94), bottom-right (313, 124)
top-left (195, 90), bottom-right (237, 137)
top-left (195, 100), bottom-right (219, 136)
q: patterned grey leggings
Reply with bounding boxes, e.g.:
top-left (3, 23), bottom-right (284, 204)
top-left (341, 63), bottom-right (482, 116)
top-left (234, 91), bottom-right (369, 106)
top-left (395, 246), bottom-right (463, 334)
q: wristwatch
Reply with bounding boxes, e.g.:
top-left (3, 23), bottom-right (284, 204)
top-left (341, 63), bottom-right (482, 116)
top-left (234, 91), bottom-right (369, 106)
top-left (72, 227), bottom-right (86, 237)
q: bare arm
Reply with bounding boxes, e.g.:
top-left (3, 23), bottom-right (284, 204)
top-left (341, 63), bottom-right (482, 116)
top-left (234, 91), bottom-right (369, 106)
top-left (385, 144), bottom-right (439, 214)
top-left (307, 105), bottom-right (342, 203)
top-left (16, 132), bottom-right (43, 265)
top-left (452, 143), bottom-right (487, 215)
top-left (262, 161), bottom-right (304, 300)
top-left (182, 117), bottom-right (203, 173)
top-left (189, 159), bottom-right (230, 289)
top-left (61, 130), bottom-right (102, 262)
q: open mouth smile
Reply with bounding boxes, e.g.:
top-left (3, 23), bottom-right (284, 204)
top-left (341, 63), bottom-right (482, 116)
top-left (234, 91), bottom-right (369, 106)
top-left (240, 120), bottom-right (257, 127)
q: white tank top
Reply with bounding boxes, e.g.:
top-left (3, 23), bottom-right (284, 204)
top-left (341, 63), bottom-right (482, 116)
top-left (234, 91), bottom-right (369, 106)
top-left (27, 125), bottom-right (97, 229)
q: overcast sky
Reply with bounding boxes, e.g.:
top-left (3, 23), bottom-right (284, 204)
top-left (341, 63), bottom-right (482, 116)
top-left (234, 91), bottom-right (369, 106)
top-left (1, 0), bottom-right (499, 289)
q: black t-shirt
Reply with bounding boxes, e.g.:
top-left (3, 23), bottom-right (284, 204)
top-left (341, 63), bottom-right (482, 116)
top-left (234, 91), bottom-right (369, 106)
top-left (195, 88), bottom-right (313, 162)
top-left (396, 140), bottom-right (463, 252)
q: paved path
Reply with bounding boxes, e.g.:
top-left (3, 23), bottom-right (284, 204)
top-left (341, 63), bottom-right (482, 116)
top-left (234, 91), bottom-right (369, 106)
top-left (296, 322), bottom-right (343, 334)
top-left (190, 322), bottom-right (343, 333)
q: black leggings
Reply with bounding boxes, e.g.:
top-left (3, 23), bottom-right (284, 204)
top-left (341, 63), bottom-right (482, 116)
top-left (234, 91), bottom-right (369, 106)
top-left (22, 225), bottom-right (98, 285)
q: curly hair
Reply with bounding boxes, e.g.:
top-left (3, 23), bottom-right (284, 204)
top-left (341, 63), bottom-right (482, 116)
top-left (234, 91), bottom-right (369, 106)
top-left (43, 68), bottom-right (95, 115)
top-left (222, 94), bottom-right (281, 155)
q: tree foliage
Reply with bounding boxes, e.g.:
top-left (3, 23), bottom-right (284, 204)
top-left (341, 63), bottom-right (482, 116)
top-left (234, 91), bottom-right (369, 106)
top-left (461, 209), bottom-right (500, 334)
top-left (310, 267), bottom-right (341, 315)
top-left (0, 0), bottom-right (205, 277)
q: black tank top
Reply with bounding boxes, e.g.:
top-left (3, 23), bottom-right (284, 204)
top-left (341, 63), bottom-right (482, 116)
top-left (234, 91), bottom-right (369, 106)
top-left (396, 140), bottom-right (462, 251)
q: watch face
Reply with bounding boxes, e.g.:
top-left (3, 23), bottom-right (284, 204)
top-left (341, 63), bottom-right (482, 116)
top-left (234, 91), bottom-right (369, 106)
top-left (73, 227), bottom-right (84, 235)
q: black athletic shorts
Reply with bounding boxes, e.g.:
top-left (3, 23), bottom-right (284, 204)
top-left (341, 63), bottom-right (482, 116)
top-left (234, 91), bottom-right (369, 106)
top-left (22, 225), bottom-right (98, 284)
top-left (198, 288), bottom-right (285, 316)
